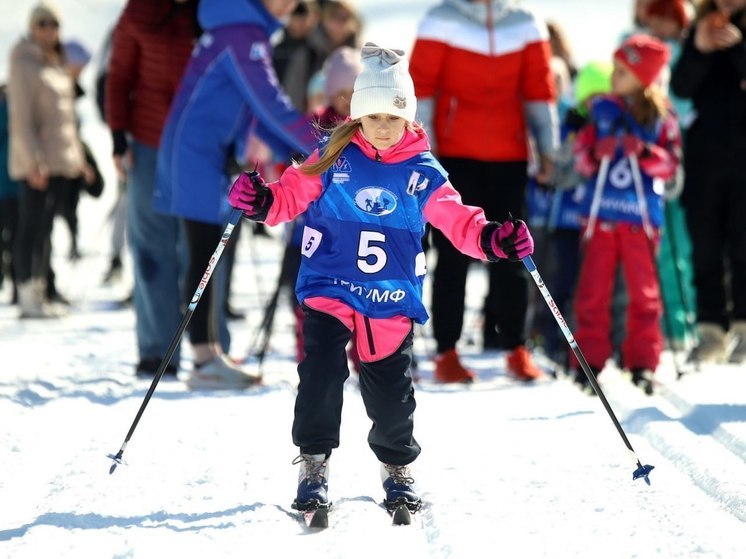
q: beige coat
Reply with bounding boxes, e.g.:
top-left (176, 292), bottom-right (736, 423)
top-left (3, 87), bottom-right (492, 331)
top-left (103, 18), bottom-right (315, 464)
top-left (7, 37), bottom-right (84, 180)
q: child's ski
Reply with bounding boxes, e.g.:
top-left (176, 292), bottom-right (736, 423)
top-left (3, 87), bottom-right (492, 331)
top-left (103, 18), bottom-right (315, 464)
top-left (299, 505), bottom-right (330, 529)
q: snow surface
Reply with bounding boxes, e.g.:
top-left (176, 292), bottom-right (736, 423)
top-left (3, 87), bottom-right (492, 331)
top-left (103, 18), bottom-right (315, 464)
top-left (2, 1), bottom-right (745, 558)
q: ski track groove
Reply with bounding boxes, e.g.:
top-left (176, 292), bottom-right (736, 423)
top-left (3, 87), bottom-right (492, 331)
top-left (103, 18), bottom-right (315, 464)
top-left (602, 372), bottom-right (746, 523)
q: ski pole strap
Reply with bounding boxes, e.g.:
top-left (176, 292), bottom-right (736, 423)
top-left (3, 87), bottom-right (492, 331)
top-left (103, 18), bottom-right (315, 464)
top-left (584, 156), bottom-right (610, 243)
top-left (628, 154), bottom-right (655, 240)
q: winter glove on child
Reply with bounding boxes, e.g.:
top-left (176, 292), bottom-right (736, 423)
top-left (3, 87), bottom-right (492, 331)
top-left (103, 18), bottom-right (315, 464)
top-left (593, 136), bottom-right (618, 161)
top-left (481, 219), bottom-right (534, 263)
top-left (620, 134), bottom-right (646, 157)
top-left (228, 170), bottom-right (274, 222)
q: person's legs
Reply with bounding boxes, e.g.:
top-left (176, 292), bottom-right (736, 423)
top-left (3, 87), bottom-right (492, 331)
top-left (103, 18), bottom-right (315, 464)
top-left (182, 218), bottom-right (225, 355)
top-left (1, 196), bottom-right (19, 300)
top-left (292, 304), bottom-right (352, 455)
top-left (351, 312), bottom-right (419, 465)
top-left (480, 161), bottom-right (530, 350)
top-left (572, 224), bottom-right (620, 372)
top-left (619, 225), bottom-right (663, 372)
top-left (14, 178), bottom-right (65, 317)
top-left (430, 226), bottom-right (470, 353)
top-left (544, 228), bottom-right (581, 364)
top-left (127, 140), bottom-right (183, 371)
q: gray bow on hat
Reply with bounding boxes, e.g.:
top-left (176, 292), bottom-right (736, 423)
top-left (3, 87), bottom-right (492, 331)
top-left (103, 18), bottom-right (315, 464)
top-left (361, 42), bottom-right (405, 65)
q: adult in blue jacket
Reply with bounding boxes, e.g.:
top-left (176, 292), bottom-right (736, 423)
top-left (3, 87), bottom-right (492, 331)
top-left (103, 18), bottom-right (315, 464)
top-left (155, 0), bottom-right (317, 390)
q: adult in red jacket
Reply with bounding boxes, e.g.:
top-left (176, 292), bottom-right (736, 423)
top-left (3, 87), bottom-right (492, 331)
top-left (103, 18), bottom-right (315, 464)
top-left (105, 0), bottom-right (200, 378)
top-left (409, 0), bottom-right (558, 382)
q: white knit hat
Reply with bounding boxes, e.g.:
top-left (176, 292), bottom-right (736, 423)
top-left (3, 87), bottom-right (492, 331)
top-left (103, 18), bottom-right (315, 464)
top-left (350, 42), bottom-right (417, 122)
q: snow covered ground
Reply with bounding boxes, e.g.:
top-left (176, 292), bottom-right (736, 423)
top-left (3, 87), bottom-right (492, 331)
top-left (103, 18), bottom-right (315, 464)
top-left (2, 1), bottom-right (745, 558)
top-left (2, 225), bottom-right (746, 559)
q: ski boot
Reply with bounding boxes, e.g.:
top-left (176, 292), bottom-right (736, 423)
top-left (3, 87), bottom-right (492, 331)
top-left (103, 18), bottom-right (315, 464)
top-left (291, 453), bottom-right (330, 511)
top-left (630, 368), bottom-right (655, 395)
top-left (381, 463), bottom-right (421, 514)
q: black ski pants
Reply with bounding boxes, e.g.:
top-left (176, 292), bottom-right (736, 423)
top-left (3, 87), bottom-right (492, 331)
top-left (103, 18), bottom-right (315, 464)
top-left (292, 304), bottom-right (421, 466)
top-left (431, 157), bottom-right (530, 352)
top-left (681, 132), bottom-right (746, 329)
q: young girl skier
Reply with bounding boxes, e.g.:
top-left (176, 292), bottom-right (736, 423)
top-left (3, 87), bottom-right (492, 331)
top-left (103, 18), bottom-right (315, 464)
top-left (571, 34), bottom-right (682, 394)
top-left (228, 42), bottom-right (535, 516)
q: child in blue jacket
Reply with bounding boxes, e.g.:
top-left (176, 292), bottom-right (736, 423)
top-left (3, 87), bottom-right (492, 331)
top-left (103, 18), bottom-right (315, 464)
top-left (228, 43), bottom-right (535, 515)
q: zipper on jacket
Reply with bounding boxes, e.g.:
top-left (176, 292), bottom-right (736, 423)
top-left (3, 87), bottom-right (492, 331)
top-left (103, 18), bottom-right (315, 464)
top-left (375, 150), bottom-right (382, 162)
top-left (363, 316), bottom-right (377, 356)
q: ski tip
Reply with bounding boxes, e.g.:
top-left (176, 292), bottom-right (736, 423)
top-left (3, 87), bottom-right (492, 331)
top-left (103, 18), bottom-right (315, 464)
top-left (306, 507), bottom-right (329, 529)
top-left (633, 464), bottom-right (655, 485)
top-left (391, 504), bottom-right (413, 526)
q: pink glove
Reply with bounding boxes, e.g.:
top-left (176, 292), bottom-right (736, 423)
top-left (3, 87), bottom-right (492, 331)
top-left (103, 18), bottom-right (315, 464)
top-left (593, 136), bottom-right (618, 161)
top-left (228, 170), bottom-right (274, 221)
top-left (483, 220), bottom-right (534, 262)
top-left (620, 133), bottom-right (645, 157)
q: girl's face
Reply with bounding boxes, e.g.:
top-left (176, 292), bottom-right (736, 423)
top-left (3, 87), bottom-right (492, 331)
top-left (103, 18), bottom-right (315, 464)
top-left (611, 59), bottom-right (642, 96)
top-left (360, 114), bottom-right (407, 150)
top-left (323, 5), bottom-right (356, 47)
top-left (31, 16), bottom-right (59, 50)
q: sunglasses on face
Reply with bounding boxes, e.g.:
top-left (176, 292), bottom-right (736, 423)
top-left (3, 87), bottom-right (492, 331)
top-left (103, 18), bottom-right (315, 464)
top-left (36, 19), bottom-right (59, 29)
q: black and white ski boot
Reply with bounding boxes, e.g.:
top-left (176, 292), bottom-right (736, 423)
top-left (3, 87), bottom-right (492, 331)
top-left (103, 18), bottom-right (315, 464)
top-left (381, 463), bottom-right (421, 524)
top-left (291, 454), bottom-right (330, 527)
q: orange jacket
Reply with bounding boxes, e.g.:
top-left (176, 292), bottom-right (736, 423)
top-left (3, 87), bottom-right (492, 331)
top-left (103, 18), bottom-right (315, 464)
top-left (409, 0), bottom-right (557, 162)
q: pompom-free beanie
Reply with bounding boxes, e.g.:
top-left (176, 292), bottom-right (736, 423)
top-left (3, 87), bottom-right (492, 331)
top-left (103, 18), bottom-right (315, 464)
top-left (614, 34), bottom-right (670, 88)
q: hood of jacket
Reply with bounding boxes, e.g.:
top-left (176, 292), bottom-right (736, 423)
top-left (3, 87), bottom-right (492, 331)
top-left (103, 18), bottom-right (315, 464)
top-left (441, 0), bottom-right (512, 25)
top-left (351, 123), bottom-right (431, 164)
top-left (198, 0), bottom-right (282, 34)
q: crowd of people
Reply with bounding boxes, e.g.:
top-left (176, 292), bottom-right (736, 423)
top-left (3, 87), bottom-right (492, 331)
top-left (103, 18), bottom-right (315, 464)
top-left (1, 0), bottom-right (744, 386)
top-left (1, 0), bottom-right (745, 520)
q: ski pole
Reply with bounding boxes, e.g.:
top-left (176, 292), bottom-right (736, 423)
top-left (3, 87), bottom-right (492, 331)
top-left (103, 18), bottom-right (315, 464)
top-left (629, 154), bottom-right (684, 379)
top-left (522, 255), bottom-right (655, 484)
top-left (107, 207), bottom-right (244, 474)
top-left (583, 155), bottom-right (611, 243)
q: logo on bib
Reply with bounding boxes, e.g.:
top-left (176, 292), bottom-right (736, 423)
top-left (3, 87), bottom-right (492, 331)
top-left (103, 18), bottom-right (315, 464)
top-left (354, 187), bottom-right (397, 216)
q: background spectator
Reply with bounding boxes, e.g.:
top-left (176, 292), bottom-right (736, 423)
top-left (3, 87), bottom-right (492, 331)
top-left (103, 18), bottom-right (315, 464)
top-left (105, 0), bottom-right (199, 377)
top-left (0, 85), bottom-right (19, 305)
top-left (155, 0), bottom-right (318, 390)
top-left (670, 0), bottom-right (746, 364)
top-left (305, 0), bottom-right (362, 112)
top-left (409, 0), bottom-right (558, 383)
top-left (8, 2), bottom-right (87, 318)
top-left (272, 0), bottom-right (321, 112)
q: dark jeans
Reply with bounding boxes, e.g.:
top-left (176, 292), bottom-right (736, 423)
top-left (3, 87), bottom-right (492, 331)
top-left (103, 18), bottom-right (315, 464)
top-left (431, 157), bottom-right (529, 352)
top-left (293, 305), bottom-right (420, 465)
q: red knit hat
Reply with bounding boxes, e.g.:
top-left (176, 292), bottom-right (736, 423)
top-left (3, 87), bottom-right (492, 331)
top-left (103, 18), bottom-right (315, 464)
top-left (646, 0), bottom-right (690, 30)
top-left (614, 34), bottom-right (671, 88)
